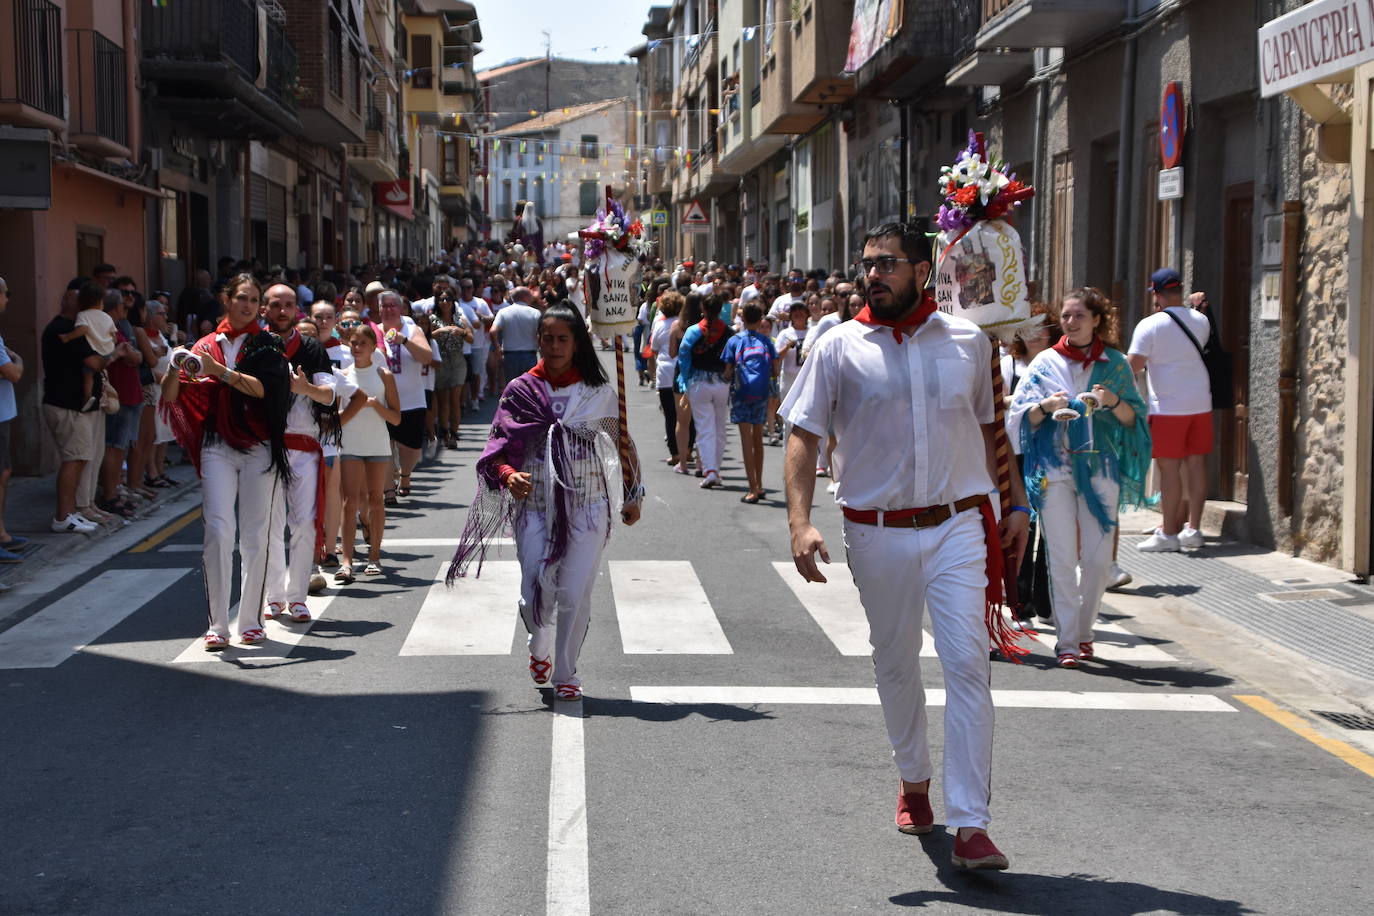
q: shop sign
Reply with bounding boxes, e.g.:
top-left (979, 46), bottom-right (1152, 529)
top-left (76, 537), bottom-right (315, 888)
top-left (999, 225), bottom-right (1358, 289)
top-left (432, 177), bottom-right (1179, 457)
top-left (374, 179), bottom-right (413, 219)
top-left (1258, 0), bottom-right (1374, 98)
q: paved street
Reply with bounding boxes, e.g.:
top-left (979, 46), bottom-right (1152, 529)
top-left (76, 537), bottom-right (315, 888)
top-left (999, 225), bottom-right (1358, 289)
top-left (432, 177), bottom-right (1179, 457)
top-left (2, 356), bottom-right (1371, 916)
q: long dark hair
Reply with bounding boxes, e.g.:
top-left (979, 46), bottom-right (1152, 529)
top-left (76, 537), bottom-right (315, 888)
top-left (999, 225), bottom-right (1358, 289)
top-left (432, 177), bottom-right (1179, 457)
top-left (540, 304), bottom-right (608, 386)
top-left (677, 292), bottom-right (704, 331)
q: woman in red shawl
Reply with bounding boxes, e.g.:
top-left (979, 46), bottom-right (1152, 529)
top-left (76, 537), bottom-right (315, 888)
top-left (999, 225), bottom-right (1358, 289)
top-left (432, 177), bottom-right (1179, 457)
top-left (162, 273), bottom-right (292, 651)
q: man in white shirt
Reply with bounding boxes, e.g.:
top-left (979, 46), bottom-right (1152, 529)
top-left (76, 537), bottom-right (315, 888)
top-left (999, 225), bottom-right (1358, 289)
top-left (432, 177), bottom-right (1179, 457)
top-left (491, 286), bottom-right (542, 379)
top-left (457, 276), bottom-right (494, 405)
top-left (769, 273), bottom-right (807, 331)
top-left (783, 221), bottom-right (1029, 872)
top-left (1128, 268), bottom-right (1213, 551)
top-left (409, 274), bottom-right (453, 319)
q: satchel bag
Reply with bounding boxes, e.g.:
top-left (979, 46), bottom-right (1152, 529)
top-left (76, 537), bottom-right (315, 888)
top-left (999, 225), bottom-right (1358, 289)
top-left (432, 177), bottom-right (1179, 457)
top-left (99, 371), bottom-right (121, 415)
top-left (1164, 308), bottom-right (1234, 411)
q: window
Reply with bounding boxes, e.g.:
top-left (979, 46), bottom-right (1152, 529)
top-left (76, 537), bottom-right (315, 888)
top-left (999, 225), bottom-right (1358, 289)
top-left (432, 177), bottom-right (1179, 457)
top-left (159, 189), bottom-right (181, 260)
top-left (411, 34), bottom-right (433, 90)
top-left (1048, 151), bottom-right (1074, 302)
top-left (580, 134), bottom-right (599, 159)
top-left (503, 143), bottom-right (511, 169)
top-left (579, 180), bottom-right (598, 216)
top-left (531, 178), bottom-right (544, 215)
top-left (501, 180), bottom-right (512, 212)
top-left (328, 11), bottom-right (344, 96)
top-left (811, 122), bottom-right (836, 205)
top-left (535, 140), bottom-right (544, 165)
top-left (518, 178), bottom-right (528, 205)
top-left (442, 137), bottom-right (458, 184)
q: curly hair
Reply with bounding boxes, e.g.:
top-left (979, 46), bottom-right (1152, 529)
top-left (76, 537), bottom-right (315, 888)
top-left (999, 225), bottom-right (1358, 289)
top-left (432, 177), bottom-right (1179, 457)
top-left (1057, 286), bottom-right (1120, 350)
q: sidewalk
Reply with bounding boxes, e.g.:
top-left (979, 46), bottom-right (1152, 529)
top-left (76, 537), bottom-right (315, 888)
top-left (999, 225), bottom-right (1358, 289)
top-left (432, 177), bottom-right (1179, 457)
top-left (0, 455), bottom-right (200, 602)
top-left (1111, 507), bottom-right (1374, 712)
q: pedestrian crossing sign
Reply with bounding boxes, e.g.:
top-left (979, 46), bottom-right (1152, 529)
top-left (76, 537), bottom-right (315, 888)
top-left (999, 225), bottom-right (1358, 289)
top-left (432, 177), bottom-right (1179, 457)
top-left (649, 209), bottom-right (668, 226)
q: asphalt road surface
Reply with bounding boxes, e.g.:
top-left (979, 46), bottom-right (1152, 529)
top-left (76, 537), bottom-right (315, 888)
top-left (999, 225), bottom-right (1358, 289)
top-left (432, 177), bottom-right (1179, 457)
top-left (2, 354), bottom-right (1370, 916)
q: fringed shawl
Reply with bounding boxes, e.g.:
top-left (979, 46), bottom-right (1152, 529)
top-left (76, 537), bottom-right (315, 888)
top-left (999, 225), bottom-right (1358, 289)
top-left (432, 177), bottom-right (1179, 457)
top-left (447, 373), bottom-right (625, 624)
top-left (1009, 346), bottom-right (1152, 533)
top-left (162, 328), bottom-right (293, 483)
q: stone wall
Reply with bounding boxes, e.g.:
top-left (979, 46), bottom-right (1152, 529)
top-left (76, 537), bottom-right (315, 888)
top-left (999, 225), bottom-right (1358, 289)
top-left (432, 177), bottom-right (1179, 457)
top-left (1290, 89), bottom-right (1353, 562)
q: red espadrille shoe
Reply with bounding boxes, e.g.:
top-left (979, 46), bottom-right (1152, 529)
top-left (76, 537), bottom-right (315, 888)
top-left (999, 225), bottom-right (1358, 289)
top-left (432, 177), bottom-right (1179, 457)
top-left (1078, 641), bottom-right (1094, 659)
top-left (951, 832), bottom-right (1009, 870)
top-left (896, 789), bottom-right (934, 835)
top-left (529, 655), bottom-right (552, 685)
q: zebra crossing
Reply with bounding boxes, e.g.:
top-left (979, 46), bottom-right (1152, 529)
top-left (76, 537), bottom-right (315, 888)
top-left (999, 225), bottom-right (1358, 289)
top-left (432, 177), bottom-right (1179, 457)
top-left (0, 548), bottom-right (1186, 671)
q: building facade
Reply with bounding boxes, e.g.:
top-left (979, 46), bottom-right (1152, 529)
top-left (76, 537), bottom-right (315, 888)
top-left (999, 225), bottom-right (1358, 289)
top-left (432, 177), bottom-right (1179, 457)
top-left (0, 0), bottom-right (482, 475)
top-left (634, 0), bottom-right (1374, 574)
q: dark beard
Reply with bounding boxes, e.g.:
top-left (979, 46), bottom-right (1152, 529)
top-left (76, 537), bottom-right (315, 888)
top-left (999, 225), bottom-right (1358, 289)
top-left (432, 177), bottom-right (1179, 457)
top-left (867, 281), bottom-right (919, 320)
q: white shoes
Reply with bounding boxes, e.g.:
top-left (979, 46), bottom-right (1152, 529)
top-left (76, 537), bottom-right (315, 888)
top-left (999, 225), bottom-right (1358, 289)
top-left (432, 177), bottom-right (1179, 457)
top-left (1137, 528), bottom-right (1181, 552)
top-left (1107, 563), bottom-right (1133, 589)
top-left (52, 513), bottom-right (98, 534)
top-left (699, 471), bottom-right (721, 489)
top-left (1178, 525), bottom-right (1204, 549)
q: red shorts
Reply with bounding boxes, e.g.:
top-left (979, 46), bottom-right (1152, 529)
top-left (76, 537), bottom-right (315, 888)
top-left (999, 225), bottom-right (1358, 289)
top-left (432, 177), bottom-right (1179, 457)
top-left (1149, 411), bottom-right (1213, 459)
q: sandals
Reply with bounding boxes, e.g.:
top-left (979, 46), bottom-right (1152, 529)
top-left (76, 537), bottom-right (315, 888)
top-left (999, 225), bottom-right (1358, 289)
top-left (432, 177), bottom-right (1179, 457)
top-left (554, 683), bottom-right (582, 700)
top-left (529, 655), bottom-right (552, 685)
top-left (383, 489), bottom-right (398, 506)
top-left (1057, 653), bottom-right (1080, 669)
top-left (397, 474), bottom-right (411, 497)
top-left (144, 474), bottom-right (173, 489)
top-left (1078, 641), bottom-right (1094, 660)
top-left (240, 628), bottom-right (267, 646)
top-left (334, 564), bottom-right (355, 584)
top-left (203, 632), bottom-right (228, 652)
top-left (288, 602), bottom-right (311, 623)
top-left (363, 561), bottom-right (384, 576)
top-left (264, 601), bottom-right (286, 620)
top-left (740, 492), bottom-right (763, 504)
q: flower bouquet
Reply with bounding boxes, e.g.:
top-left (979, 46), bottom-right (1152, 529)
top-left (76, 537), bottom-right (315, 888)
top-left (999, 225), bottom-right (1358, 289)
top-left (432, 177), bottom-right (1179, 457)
top-left (579, 198), bottom-right (651, 261)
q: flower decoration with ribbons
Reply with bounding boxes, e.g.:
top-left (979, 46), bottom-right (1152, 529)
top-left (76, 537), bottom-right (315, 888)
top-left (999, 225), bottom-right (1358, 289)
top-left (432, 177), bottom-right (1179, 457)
top-left (936, 131), bottom-right (1036, 234)
top-left (578, 198), bottom-right (651, 262)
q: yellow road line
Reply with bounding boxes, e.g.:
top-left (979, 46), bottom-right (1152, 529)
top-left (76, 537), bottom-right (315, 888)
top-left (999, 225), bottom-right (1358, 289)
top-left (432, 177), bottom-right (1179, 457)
top-left (128, 506), bottom-right (202, 554)
top-left (1234, 695), bottom-right (1374, 780)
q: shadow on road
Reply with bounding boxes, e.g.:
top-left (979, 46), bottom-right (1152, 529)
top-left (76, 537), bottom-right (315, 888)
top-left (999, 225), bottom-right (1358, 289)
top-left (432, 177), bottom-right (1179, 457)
top-left (891, 833), bottom-right (1255, 914)
top-left (582, 695), bottom-right (777, 723)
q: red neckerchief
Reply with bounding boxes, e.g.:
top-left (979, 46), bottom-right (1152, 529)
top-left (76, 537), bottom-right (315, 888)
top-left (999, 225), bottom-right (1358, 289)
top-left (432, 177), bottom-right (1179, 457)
top-left (280, 327), bottom-right (303, 360)
top-left (853, 291), bottom-right (938, 344)
top-left (697, 317), bottom-right (728, 346)
top-left (1052, 335), bottom-right (1106, 371)
top-left (529, 359), bottom-right (582, 389)
top-left (215, 317), bottom-right (260, 341)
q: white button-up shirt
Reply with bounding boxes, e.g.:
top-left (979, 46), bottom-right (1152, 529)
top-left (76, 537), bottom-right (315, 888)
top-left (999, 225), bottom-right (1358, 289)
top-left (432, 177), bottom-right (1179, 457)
top-left (781, 310), bottom-right (995, 511)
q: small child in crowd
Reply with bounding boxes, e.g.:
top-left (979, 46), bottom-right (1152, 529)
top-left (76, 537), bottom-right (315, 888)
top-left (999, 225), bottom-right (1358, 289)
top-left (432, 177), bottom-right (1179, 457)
top-left (722, 303), bottom-right (778, 503)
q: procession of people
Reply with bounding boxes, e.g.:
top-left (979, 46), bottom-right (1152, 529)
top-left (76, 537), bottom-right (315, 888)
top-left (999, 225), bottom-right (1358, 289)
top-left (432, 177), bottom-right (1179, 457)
top-left (111, 146), bottom-right (1220, 875)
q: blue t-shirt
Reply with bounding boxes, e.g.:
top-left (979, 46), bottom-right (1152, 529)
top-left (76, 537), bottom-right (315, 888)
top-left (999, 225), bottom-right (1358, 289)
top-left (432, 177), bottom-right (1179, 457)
top-left (0, 335), bottom-right (16, 423)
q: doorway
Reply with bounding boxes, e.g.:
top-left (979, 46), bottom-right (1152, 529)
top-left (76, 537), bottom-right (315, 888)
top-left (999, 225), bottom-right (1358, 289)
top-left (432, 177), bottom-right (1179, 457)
top-left (76, 229), bottom-right (104, 278)
top-left (1219, 182), bottom-right (1253, 502)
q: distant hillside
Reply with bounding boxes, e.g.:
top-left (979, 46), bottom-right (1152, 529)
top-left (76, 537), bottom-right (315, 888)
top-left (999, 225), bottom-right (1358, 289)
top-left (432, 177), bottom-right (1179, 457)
top-left (480, 58), bottom-right (637, 131)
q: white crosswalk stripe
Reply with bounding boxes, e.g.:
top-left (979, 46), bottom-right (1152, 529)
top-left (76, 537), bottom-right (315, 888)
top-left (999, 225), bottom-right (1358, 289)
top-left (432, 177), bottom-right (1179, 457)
top-left (630, 686), bottom-right (1236, 712)
top-left (0, 569), bottom-right (194, 669)
top-left (609, 560), bottom-right (733, 654)
top-left (9, 557), bottom-right (1179, 674)
top-left (400, 561), bottom-right (522, 655)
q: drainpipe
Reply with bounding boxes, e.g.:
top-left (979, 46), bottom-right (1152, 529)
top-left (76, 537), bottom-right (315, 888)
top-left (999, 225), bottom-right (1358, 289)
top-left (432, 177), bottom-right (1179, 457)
top-left (898, 102), bottom-right (909, 222)
top-left (1028, 70), bottom-right (1048, 289)
top-left (1112, 0), bottom-right (1139, 321)
top-left (122, 0), bottom-right (140, 164)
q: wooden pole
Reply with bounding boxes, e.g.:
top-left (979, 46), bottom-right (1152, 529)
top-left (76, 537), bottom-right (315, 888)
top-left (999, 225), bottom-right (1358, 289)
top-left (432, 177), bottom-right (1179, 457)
top-left (990, 346), bottom-right (1022, 614)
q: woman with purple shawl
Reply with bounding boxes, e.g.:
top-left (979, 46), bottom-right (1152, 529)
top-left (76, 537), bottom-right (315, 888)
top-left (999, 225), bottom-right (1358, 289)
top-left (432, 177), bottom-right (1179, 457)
top-left (449, 304), bottom-right (643, 700)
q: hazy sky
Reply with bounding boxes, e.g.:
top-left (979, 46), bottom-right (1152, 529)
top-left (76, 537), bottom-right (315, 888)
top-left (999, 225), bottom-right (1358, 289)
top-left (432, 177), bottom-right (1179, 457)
top-left (474, 0), bottom-right (657, 70)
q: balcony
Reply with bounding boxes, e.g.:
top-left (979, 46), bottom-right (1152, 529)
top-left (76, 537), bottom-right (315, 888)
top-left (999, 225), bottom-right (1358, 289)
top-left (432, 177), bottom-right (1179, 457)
top-left (790, 0), bottom-right (856, 106)
top-left (289, 0), bottom-right (365, 144)
top-left (852, 0), bottom-right (982, 97)
top-left (141, 0), bottom-right (303, 140)
top-left (975, 0), bottom-right (1127, 51)
top-left (347, 126), bottom-right (400, 183)
top-left (0, 0), bottom-right (65, 131)
top-left (68, 30), bottom-right (129, 157)
top-left (757, 29), bottom-right (817, 135)
top-left (946, 48), bottom-right (1034, 87)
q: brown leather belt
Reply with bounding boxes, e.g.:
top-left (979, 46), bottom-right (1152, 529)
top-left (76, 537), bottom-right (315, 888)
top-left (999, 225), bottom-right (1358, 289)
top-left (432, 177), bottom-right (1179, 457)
top-left (842, 494), bottom-right (988, 529)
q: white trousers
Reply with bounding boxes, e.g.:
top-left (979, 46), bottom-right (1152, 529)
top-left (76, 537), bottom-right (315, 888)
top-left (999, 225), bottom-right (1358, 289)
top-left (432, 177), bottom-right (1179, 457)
top-left (472, 344), bottom-right (489, 393)
top-left (1040, 476), bottom-right (1119, 657)
top-left (201, 443), bottom-right (278, 637)
top-left (266, 447), bottom-right (321, 606)
top-left (514, 502), bottom-right (609, 689)
top-left (844, 508), bottom-right (994, 830)
top-left (687, 377), bottom-right (729, 474)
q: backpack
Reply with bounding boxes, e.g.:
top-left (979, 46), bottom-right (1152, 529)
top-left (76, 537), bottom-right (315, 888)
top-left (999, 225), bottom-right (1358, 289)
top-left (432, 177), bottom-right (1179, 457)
top-left (732, 332), bottom-right (774, 401)
top-left (1164, 309), bottom-right (1234, 410)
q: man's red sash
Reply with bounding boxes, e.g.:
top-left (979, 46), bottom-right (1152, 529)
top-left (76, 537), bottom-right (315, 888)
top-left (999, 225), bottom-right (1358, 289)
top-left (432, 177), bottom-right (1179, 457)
top-left (283, 433), bottom-right (327, 558)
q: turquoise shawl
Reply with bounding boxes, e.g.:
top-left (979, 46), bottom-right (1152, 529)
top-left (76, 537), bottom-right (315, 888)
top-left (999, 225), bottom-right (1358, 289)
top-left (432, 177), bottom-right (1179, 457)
top-left (1010, 346), bottom-right (1153, 534)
